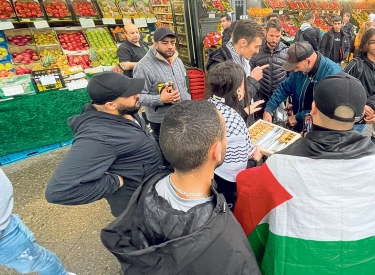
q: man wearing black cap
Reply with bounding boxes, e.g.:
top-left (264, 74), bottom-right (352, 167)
top-left (46, 72), bottom-right (164, 217)
top-left (235, 73), bottom-right (375, 275)
top-left (133, 27), bottom-right (191, 143)
top-left (263, 41), bottom-right (342, 131)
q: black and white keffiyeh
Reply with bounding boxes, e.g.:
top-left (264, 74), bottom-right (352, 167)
top-left (208, 98), bottom-right (253, 182)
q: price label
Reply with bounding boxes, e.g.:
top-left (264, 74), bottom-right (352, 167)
top-left (208, 13), bottom-right (215, 19)
top-left (39, 74), bottom-right (57, 86)
top-left (146, 17), bottom-right (157, 23)
top-left (0, 21), bottom-right (14, 30)
top-left (67, 79), bottom-right (88, 91)
top-left (298, 12), bottom-right (302, 15)
top-left (122, 18), bottom-right (132, 25)
top-left (279, 10), bottom-right (283, 15)
top-left (79, 18), bottom-right (95, 28)
top-left (102, 18), bottom-right (116, 25)
top-left (2, 85), bottom-right (25, 97)
top-left (34, 20), bottom-right (49, 29)
top-left (134, 17), bottom-right (147, 27)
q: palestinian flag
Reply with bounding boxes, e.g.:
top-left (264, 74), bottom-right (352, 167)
top-left (234, 151), bottom-right (375, 275)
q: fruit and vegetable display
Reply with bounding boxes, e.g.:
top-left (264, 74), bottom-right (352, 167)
top-left (6, 34), bottom-right (33, 46)
top-left (247, 7), bottom-right (272, 18)
top-left (265, 0), bottom-right (285, 9)
top-left (66, 55), bottom-right (91, 69)
top-left (118, 1), bottom-right (139, 17)
top-left (84, 27), bottom-right (116, 49)
top-left (97, 0), bottom-right (122, 19)
top-left (71, 0), bottom-right (98, 17)
top-left (43, 0), bottom-right (71, 19)
top-left (11, 47), bottom-right (40, 64)
top-left (249, 120), bottom-right (299, 155)
top-left (33, 31), bottom-right (58, 45)
top-left (35, 48), bottom-right (69, 70)
top-left (57, 31), bottom-right (89, 52)
top-left (14, 65), bottom-right (32, 75)
top-left (133, 0), bottom-right (154, 17)
top-left (201, 0), bottom-right (233, 12)
top-left (89, 47), bottom-right (118, 66)
top-left (14, 0), bottom-right (44, 19)
top-left (109, 26), bottom-right (126, 43)
top-left (0, 0), bottom-right (17, 19)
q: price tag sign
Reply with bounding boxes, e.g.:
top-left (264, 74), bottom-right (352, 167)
top-left (146, 17), bottom-right (157, 23)
top-left (39, 74), bottom-right (57, 86)
top-left (0, 21), bottom-right (14, 30)
top-left (102, 18), bottom-right (116, 25)
top-left (79, 18), bottom-right (95, 28)
top-left (34, 20), bottom-right (49, 29)
top-left (208, 13), bottom-right (215, 19)
top-left (122, 18), bottom-right (132, 25)
top-left (299, 12), bottom-right (302, 15)
top-left (279, 10), bottom-right (283, 15)
top-left (67, 79), bottom-right (88, 91)
top-left (2, 85), bottom-right (25, 97)
top-left (134, 17), bottom-right (147, 27)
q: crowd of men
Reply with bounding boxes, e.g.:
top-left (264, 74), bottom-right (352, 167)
top-left (1, 12), bottom-right (375, 275)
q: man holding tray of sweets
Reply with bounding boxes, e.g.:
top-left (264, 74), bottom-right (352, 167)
top-left (263, 41), bottom-right (341, 132)
top-left (235, 72), bottom-right (375, 275)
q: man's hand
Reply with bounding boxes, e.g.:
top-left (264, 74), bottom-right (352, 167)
top-left (263, 111), bottom-right (272, 122)
top-left (160, 88), bottom-right (180, 104)
top-left (364, 105), bottom-right (374, 118)
top-left (244, 100), bottom-right (265, 115)
top-left (251, 146), bottom-right (263, 162)
top-left (117, 175), bottom-right (124, 187)
top-left (250, 64), bottom-right (269, 81)
top-left (287, 115), bottom-right (297, 126)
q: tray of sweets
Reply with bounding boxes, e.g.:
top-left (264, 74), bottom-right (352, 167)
top-left (249, 119), bottom-right (300, 156)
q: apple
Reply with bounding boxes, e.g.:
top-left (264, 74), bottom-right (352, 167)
top-left (15, 1), bottom-right (43, 18)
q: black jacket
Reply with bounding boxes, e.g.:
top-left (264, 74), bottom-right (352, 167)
top-left (250, 40), bottom-right (289, 102)
top-left (206, 44), bottom-right (260, 100)
top-left (101, 171), bottom-right (261, 275)
top-left (320, 29), bottom-right (350, 61)
top-left (45, 104), bottom-right (163, 217)
top-left (342, 22), bottom-right (355, 41)
top-left (344, 56), bottom-right (375, 98)
top-left (222, 28), bottom-right (231, 44)
top-left (294, 25), bottom-right (321, 51)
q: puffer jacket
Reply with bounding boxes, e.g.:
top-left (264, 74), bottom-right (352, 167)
top-left (250, 40), bottom-right (289, 102)
top-left (294, 23), bottom-right (320, 51)
top-left (344, 55), bottom-right (375, 98)
top-left (320, 29), bottom-right (350, 61)
top-left (101, 171), bottom-right (261, 275)
top-left (264, 53), bottom-right (342, 123)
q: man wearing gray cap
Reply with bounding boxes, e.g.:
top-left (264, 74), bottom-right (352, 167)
top-left (263, 41), bottom-right (341, 131)
top-left (46, 72), bottom-right (163, 217)
top-left (133, 27), bottom-right (191, 143)
top-left (235, 73), bottom-right (375, 275)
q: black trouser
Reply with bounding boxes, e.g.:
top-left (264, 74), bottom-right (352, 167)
top-left (214, 174), bottom-right (237, 211)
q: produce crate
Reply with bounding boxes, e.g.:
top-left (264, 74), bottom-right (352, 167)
top-left (30, 28), bottom-right (59, 46)
top-left (133, 0), bottom-right (154, 18)
top-left (96, 0), bottom-right (122, 19)
top-left (43, 0), bottom-right (73, 21)
top-left (9, 45), bottom-right (40, 65)
top-left (4, 29), bottom-right (34, 46)
top-left (12, 0), bottom-right (46, 20)
top-left (54, 27), bottom-right (90, 54)
top-left (118, 1), bottom-right (139, 18)
top-left (0, 74), bottom-right (37, 98)
top-left (0, 0), bottom-right (18, 21)
top-left (84, 27), bottom-right (116, 49)
top-left (70, 0), bottom-right (100, 19)
top-left (248, 119), bottom-right (300, 156)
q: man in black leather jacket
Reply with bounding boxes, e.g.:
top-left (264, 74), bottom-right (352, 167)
top-left (101, 101), bottom-right (260, 275)
top-left (344, 28), bottom-right (375, 135)
top-left (250, 19), bottom-right (289, 119)
top-left (206, 20), bottom-right (267, 102)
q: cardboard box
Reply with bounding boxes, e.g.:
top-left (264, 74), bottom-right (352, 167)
top-left (54, 27), bottom-right (90, 54)
top-left (30, 28), bottom-right (58, 46)
top-left (43, 0), bottom-right (72, 21)
top-left (4, 29), bottom-right (34, 46)
top-left (70, 0), bottom-right (100, 19)
top-left (96, 0), bottom-right (122, 19)
top-left (12, 0), bottom-right (46, 20)
top-left (248, 119), bottom-right (300, 156)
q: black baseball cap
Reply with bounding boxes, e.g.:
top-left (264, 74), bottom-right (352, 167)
top-left (154, 27), bottom-right (176, 42)
top-left (282, 42), bottom-right (315, 71)
top-left (87, 72), bottom-right (145, 105)
top-left (314, 73), bottom-right (366, 122)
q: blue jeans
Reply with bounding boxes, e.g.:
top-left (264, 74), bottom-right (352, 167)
top-left (353, 124), bottom-right (367, 134)
top-left (0, 214), bottom-right (67, 275)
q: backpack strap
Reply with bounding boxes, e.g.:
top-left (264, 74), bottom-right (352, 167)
top-left (344, 57), bottom-right (364, 79)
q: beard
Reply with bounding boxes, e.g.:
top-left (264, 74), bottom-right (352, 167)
top-left (117, 101), bottom-right (141, 116)
top-left (156, 48), bottom-right (175, 59)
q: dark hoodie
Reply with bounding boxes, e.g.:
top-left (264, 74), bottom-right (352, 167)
top-left (101, 171), bottom-right (261, 275)
top-left (45, 104), bottom-right (163, 217)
